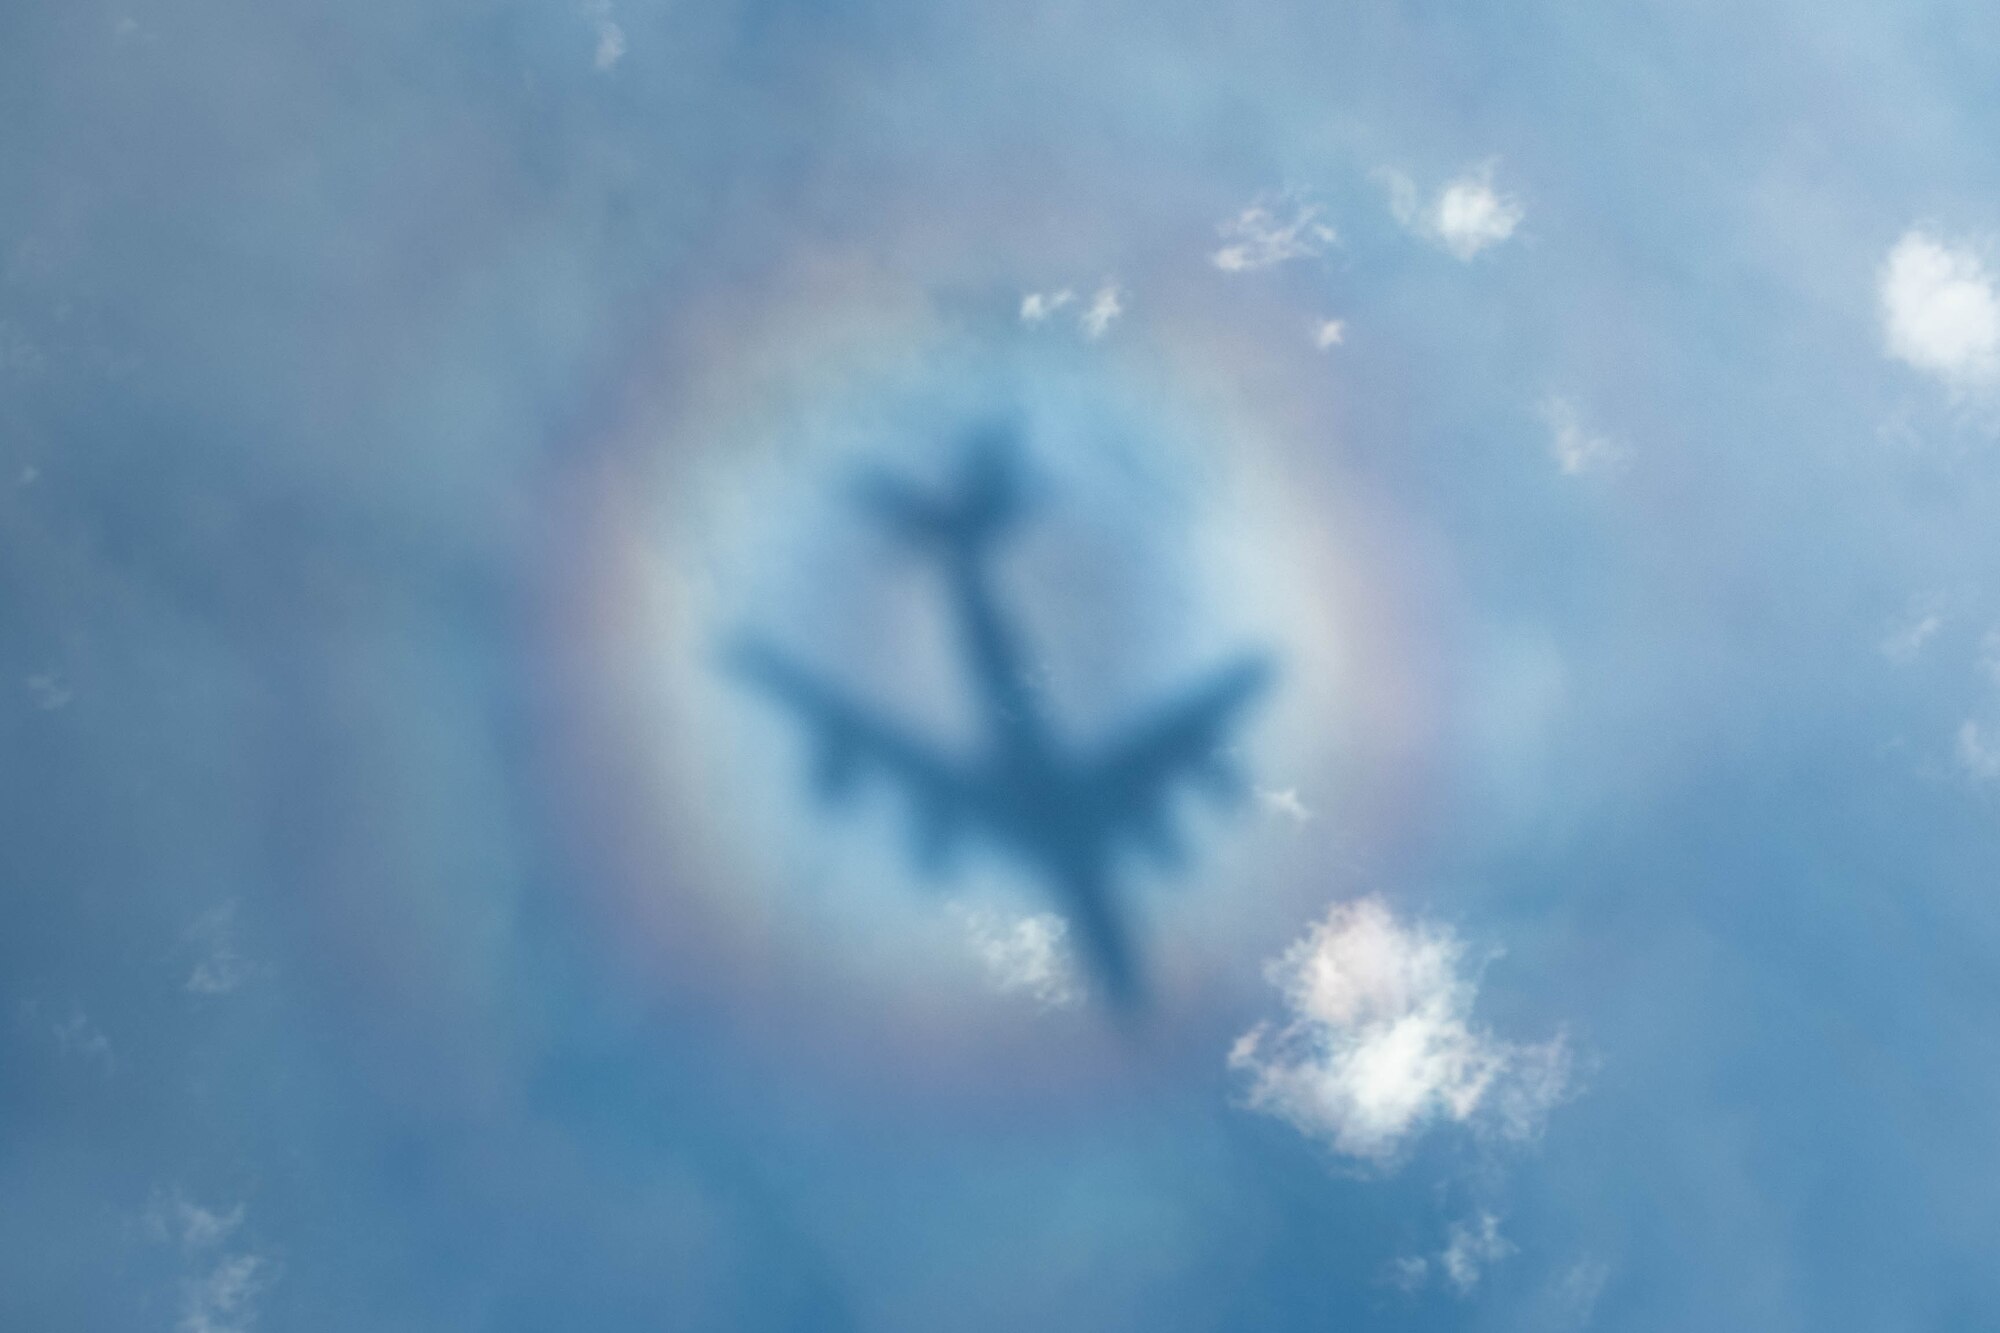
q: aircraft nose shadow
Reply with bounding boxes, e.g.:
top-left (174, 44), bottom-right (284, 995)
top-left (725, 437), bottom-right (1275, 1011)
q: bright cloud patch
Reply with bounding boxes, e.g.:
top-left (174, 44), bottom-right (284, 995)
top-left (1385, 167), bottom-right (1524, 260)
top-left (958, 908), bottom-right (1082, 1009)
top-left (1229, 898), bottom-right (1569, 1163)
top-left (1880, 230), bottom-right (2000, 388)
top-left (1211, 200), bottom-right (1337, 273)
top-left (1434, 176), bottom-right (1523, 259)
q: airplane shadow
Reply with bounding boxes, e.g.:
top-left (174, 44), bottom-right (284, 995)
top-left (725, 427), bottom-right (1274, 1011)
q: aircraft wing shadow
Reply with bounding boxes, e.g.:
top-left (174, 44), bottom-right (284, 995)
top-left (724, 635), bottom-right (980, 871)
top-left (1082, 656), bottom-right (1275, 869)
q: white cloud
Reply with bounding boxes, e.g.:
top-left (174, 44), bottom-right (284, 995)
top-left (1229, 897), bottom-right (1569, 1163)
top-left (1313, 318), bottom-right (1345, 350)
top-left (1019, 288), bottom-right (1075, 324)
top-left (1441, 1212), bottom-right (1514, 1292)
top-left (1435, 175), bottom-right (1524, 259)
top-left (1956, 718), bottom-right (2000, 780)
top-left (1540, 397), bottom-right (1621, 475)
top-left (1080, 282), bottom-right (1123, 339)
top-left (1382, 166), bottom-right (1524, 260)
top-left (959, 908), bottom-right (1083, 1009)
top-left (1212, 199), bottom-right (1337, 273)
top-left (1880, 230), bottom-right (2000, 388)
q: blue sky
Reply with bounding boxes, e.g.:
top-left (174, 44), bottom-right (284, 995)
top-left (7, 1), bottom-right (2000, 1329)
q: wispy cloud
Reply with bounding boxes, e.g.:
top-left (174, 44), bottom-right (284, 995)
top-left (185, 903), bottom-right (255, 996)
top-left (1313, 318), bottom-right (1346, 350)
top-left (1256, 785), bottom-right (1314, 824)
top-left (1956, 718), bottom-right (2000, 780)
top-left (1541, 1258), bottom-right (1612, 1329)
top-left (1019, 289), bottom-right (1075, 324)
top-left (1440, 1212), bottom-right (1514, 1292)
top-left (181, 1254), bottom-right (271, 1333)
top-left (152, 1194), bottom-right (246, 1251)
top-left (54, 1008), bottom-right (114, 1070)
top-left (1880, 230), bottom-right (2000, 390)
top-left (1229, 897), bottom-right (1570, 1164)
top-left (25, 670), bottom-right (73, 711)
top-left (21, 1000), bottom-right (114, 1072)
top-left (1019, 281), bottom-right (1122, 339)
top-left (149, 1192), bottom-right (275, 1333)
top-left (1540, 396), bottom-right (1622, 475)
top-left (1880, 598), bottom-right (1945, 665)
top-left (1211, 198), bottom-right (1337, 273)
top-left (1385, 1254), bottom-right (1430, 1292)
top-left (584, 0), bottom-right (626, 71)
top-left (1080, 282), bottom-right (1123, 339)
top-left (1930, 619), bottom-right (2000, 781)
top-left (1383, 165), bottom-right (1524, 260)
top-left (958, 907), bottom-right (1083, 1009)
top-left (1979, 627), bottom-right (2000, 686)
top-left (1388, 1212), bottom-right (1519, 1297)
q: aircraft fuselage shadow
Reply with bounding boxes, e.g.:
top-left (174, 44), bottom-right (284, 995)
top-left (726, 431), bottom-right (1273, 1010)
